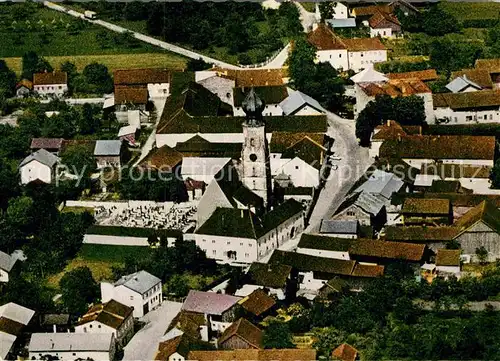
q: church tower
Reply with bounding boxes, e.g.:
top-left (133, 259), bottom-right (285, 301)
top-left (241, 88), bottom-right (272, 208)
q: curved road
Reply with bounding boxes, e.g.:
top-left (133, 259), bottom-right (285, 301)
top-left (42, 1), bottom-right (289, 70)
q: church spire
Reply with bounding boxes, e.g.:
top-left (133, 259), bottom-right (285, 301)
top-left (242, 88), bottom-right (265, 127)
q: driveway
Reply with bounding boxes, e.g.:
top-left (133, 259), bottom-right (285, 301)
top-left (306, 112), bottom-right (371, 233)
top-left (122, 301), bottom-right (182, 361)
top-left (294, 1), bottom-right (317, 33)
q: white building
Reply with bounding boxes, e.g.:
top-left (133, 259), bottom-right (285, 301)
top-left (315, 2), bottom-right (350, 20)
top-left (29, 333), bottom-right (115, 361)
top-left (0, 303), bottom-right (35, 360)
top-left (233, 86), bottom-right (288, 116)
top-left (113, 68), bottom-right (171, 99)
top-left (19, 149), bottom-right (60, 185)
top-left (279, 90), bottom-right (324, 116)
top-left (181, 157), bottom-right (232, 184)
top-left (296, 233), bottom-right (351, 260)
top-left (74, 299), bottom-right (134, 349)
top-left (33, 71), bottom-right (68, 97)
top-left (368, 11), bottom-right (401, 38)
top-left (0, 251), bottom-right (22, 283)
top-left (435, 249), bottom-right (461, 276)
top-left (307, 24), bottom-right (387, 72)
top-left (433, 90), bottom-right (500, 125)
top-left (101, 270), bottom-right (162, 318)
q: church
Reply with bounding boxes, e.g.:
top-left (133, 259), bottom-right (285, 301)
top-left (185, 89), bottom-right (306, 265)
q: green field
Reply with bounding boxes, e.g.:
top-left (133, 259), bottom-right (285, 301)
top-left (3, 52), bottom-right (186, 76)
top-left (300, 2), bottom-right (316, 12)
top-left (438, 2), bottom-right (500, 21)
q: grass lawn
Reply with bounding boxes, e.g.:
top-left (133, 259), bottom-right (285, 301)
top-left (3, 52), bottom-right (186, 76)
top-left (46, 244), bottom-right (152, 288)
top-left (61, 206), bottom-right (94, 214)
top-left (300, 2), bottom-right (317, 12)
top-left (438, 2), bottom-right (500, 21)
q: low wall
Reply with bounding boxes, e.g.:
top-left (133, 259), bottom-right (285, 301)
top-left (65, 200), bottom-right (175, 209)
top-left (83, 234), bottom-right (149, 246)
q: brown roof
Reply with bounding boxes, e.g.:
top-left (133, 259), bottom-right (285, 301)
top-left (433, 90), bottom-right (500, 110)
top-left (33, 71), bottom-right (67, 85)
top-left (450, 69), bottom-right (493, 89)
top-left (156, 336), bottom-right (183, 361)
top-left (218, 318), bottom-right (263, 349)
top-left (211, 67), bottom-right (285, 87)
top-left (420, 164), bottom-right (491, 179)
top-left (332, 343), bottom-right (358, 361)
top-left (114, 85), bottom-right (149, 104)
top-left (342, 37), bottom-right (386, 51)
top-left (166, 310), bottom-right (207, 339)
top-left (402, 198), bottom-right (450, 215)
top-left (307, 23), bottom-right (347, 50)
top-left (188, 349), bottom-right (316, 361)
top-left (114, 68), bottom-right (171, 86)
top-left (436, 249), bottom-right (461, 267)
top-left (246, 262), bottom-right (292, 289)
top-left (368, 11), bottom-right (400, 29)
top-left (30, 138), bottom-right (64, 150)
top-left (475, 58), bottom-right (500, 73)
top-left (139, 145), bottom-right (184, 171)
top-left (454, 200), bottom-right (500, 235)
top-left (372, 120), bottom-right (407, 141)
top-left (16, 79), bottom-right (33, 90)
top-left (77, 299), bottom-right (133, 330)
top-left (384, 226), bottom-right (458, 242)
top-left (271, 132), bottom-right (325, 153)
top-left (360, 78), bottom-right (430, 97)
top-left (0, 317), bottom-right (24, 336)
top-left (350, 239), bottom-right (426, 262)
top-left (386, 69), bottom-right (439, 82)
top-left (156, 334), bottom-right (210, 360)
top-left (239, 289), bottom-right (276, 317)
top-left (351, 263), bottom-right (385, 278)
top-left (353, 4), bottom-right (391, 16)
top-left (379, 135), bottom-right (496, 161)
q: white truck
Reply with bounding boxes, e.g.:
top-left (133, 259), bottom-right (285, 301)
top-left (84, 10), bottom-right (97, 20)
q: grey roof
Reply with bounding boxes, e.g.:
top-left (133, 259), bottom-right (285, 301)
top-left (0, 303), bottom-right (35, 325)
top-left (446, 75), bottom-right (482, 93)
top-left (354, 170), bottom-right (404, 200)
top-left (19, 149), bottom-right (59, 168)
top-left (114, 270), bottom-right (161, 295)
top-left (279, 90), bottom-right (324, 115)
top-left (355, 192), bottom-right (386, 216)
top-left (94, 140), bottom-right (122, 156)
top-left (182, 290), bottom-right (241, 316)
top-left (320, 220), bottom-right (358, 235)
top-left (0, 251), bottom-right (14, 272)
top-left (29, 333), bottom-right (113, 353)
top-left (326, 18), bottom-right (357, 28)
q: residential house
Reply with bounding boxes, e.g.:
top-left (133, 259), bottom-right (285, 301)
top-left (317, 2), bottom-right (349, 20)
top-left (33, 71), bottom-right (68, 97)
top-left (114, 86), bottom-right (149, 112)
top-left (475, 58), bottom-right (500, 88)
top-left (319, 220), bottom-right (359, 238)
top-left (37, 314), bottom-right (71, 333)
top-left (378, 135), bottom-right (496, 168)
top-left (351, 66), bottom-right (434, 122)
top-left (217, 318), bottom-right (263, 350)
top-left (155, 334), bottom-right (211, 361)
top-left (181, 290), bottom-right (242, 333)
top-left (16, 79), bottom-right (32, 97)
top-left (206, 68), bottom-right (287, 87)
top-left (100, 270), bottom-right (162, 318)
top-left (233, 86), bottom-right (288, 116)
top-left (279, 90), bottom-right (325, 116)
top-left (0, 303), bottom-right (35, 360)
top-left (28, 333), bottom-right (115, 361)
top-left (19, 149), bottom-right (60, 185)
top-left (30, 138), bottom-right (64, 154)
top-left (400, 198), bottom-right (452, 226)
top-left (446, 69), bottom-right (493, 93)
top-left (118, 125), bottom-right (139, 146)
top-left (297, 234), bottom-right (351, 260)
top-left (386, 69), bottom-right (439, 83)
top-left (307, 24), bottom-right (387, 72)
top-left (94, 140), bottom-right (122, 168)
top-left (238, 262), bottom-right (293, 300)
top-left (165, 310), bottom-right (209, 342)
top-left (74, 299), bottom-right (134, 349)
top-left (389, 0), bottom-right (420, 16)
top-left (114, 68), bottom-right (171, 99)
top-left (332, 343), bottom-right (359, 361)
top-left (433, 90), bottom-right (500, 124)
top-left (0, 251), bottom-right (18, 283)
top-left (368, 11), bottom-right (401, 38)
top-left (238, 289), bottom-right (276, 322)
top-left (435, 249), bottom-right (461, 276)
top-left (187, 349), bottom-right (316, 361)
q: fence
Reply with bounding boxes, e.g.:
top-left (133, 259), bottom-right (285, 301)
top-left (238, 43), bottom-right (290, 69)
top-left (65, 200), bottom-right (176, 209)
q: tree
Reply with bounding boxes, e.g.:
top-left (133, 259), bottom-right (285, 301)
top-left (186, 58), bottom-right (211, 71)
top-left (277, 2), bottom-right (303, 36)
top-left (429, 38), bottom-right (483, 76)
top-left (422, 6), bottom-right (461, 36)
top-left (319, 2), bottom-right (336, 21)
top-left (289, 38), bottom-right (317, 90)
top-left (82, 63), bottom-right (113, 94)
top-left (78, 103), bottom-right (101, 135)
top-left (490, 159), bottom-right (500, 189)
top-left (60, 144), bottom-right (97, 189)
top-left (476, 246), bottom-right (488, 264)
top-left (5, 196), bottom-right (34, 235)
top-left (60, 61), bottom-right (78, 94)
top-left (0, 60), bottom-right (17, 97)
top-left (21, 51), bottom-right (53, 81)
top-left (263, 321), bottom-right (295, 349)
top-left (59, 267), bottom-right (99, 315)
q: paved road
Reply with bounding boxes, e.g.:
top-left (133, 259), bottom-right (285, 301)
top-left (294, 1), bottom-right (317, 33)
top-left (43, 1), bottom-right (290, 70)
top-left (306, 112), bottom-right (371, 233)
top-left (123, 301), bottom-right (182, 361)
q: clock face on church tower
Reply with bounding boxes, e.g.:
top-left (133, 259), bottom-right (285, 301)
top-left (249, 153), bottom-right (258, 162)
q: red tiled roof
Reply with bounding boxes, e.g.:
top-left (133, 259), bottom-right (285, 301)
top-left (368, 11), bottom-right (401, 29)
top-left (16, 79), bottom-right (33, 90)
top-left (342, 37), bottom-right (386, 51)
top-left (114, 68), bottom-right (171, 86)
top-left (239, 289), bottom-right (276, 317)
top-left (386, 69), bottom-right (439, 82)
top-left (30, 138), bottom-right (64, 150)
top-left (360, 78), bottom-right (430, 97)
top-left (33, 71), bottom-right (67, 85)
top-left (352, 4), bottom-right (391, 17)
top-left (114, 85), bottom-right (149, 104)
top-left (436, 249), bottom-right (461, 267)
top-left (188, 349), bottom-right (316, 361)
top-left (332, 343), bottom-right (358, 361)
top-left (218, 318), bottom-right (263, 349)
top-left (307, 23), bottom-right (347, 50)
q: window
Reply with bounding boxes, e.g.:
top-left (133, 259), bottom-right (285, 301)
top-left (466, 115), bottom-right (473, 122)
top-left (339, 54), bottom-right (342, 58)
top-left (212, 240), bottom-right (216, 243)
top-left (330, 55), bottom-right (332, 59)
top-left (203, 239), bottom-right (206, 242)
top-left (98, 325), bottom-right (101, 328)
top-left (89, 325), bottom-right (93, 328)
top-left (248, 243), bottom-right (253, 247)
top-left (83, 327), bottom-right (87, 333)
top-left (295, 165), bottom-right (299, 170)
top-left (454, 117), bottom-right (458, 123)
top-left (245, 253), bottom-right (249, 258)
top-left (484, 114), bottom-right (488, 120)
top-left (212, 250), bottom-right (217, 255)
top-left (361, 53), bottom-right (364, 57)
top-left (73, 353), bottom-right (76, 356)
top-left (130, 296), bottom-right (134, 300)
top-left (240, 242), bottom-right (243, 246)
top-left (347, 211), bottom-right (355, 216)
top-left (490, 114), bottom-right (494, 120)
top-left (227, 241), bottom-right (231, 245)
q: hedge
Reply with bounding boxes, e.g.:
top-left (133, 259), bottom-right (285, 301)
top-left (86, 225), bottom-right (182, 239)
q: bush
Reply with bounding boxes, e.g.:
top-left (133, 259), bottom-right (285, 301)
top-left (238, 53), bottom-right (252, 65)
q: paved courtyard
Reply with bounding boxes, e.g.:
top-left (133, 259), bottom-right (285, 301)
top-left (122, 301), bottom-right (182, 361)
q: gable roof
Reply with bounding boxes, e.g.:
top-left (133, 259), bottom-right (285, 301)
top-left (401, 198), bottom-right (450, 215)
top-left (155, 334), bottom-right (211, 360)
top-left (29, 333), bottom-right (113, 353)
top-left (30, 138), bottom-right (64, 150)
top-left (326, 18), bottom-right (357, 28)
top-left (454, 200), bottom-right (500, 236)
top-left (211, 67), bottom-right (285, 87)
top-left (94, 140), bottom-right (122, 156)
top-left (384, 226), bottom-right (458, 242)
top-left (420, 163), bottom-right (491, 179)
top-left (368, 11), bottom-right (400, 29)
top-left (270, 132), bottom-right (325, 153)
top-left (269, 250), bottom-right (357, 276)
top-left (246, 262), bottom-right (292, 289)
top-left (433, 90), bottom-right (500, 110)
top-left (113, 68), bottom-right (171, 86)
top-left (352, 4), bottom-right (391, 17)
top-left (239, 289), bottom-right (276, 317)
top-left (33, 71), bottom-right (67, 85)
top-left (182, 290), bottom-right (241, 316)
top-left (279, 91), bottom-right (324, 115)
top-left (319, 220), bottom-right (358, 235)
top-left (354, 169), bottom-right (404, 199)
top-left (386, 69), bottom-right (439, 82)
top-left (77, 299), bottom-right (133, 330)
top-left (188, 349), bottom-right (316, 361)
top-left (436, 249), bottom-right (461, 267)
top-left (335, 192), bottom-right (385, 217)
top-left (379, 135), bottom-right (496, 161)
top-left (16, 79), bottom-right (33, 90)
top-left (114, 270), bottom-right (161, 295)
top-left (19, 148), bottom-right (59, 168)
top-left (0, 303), bottom-right (35, 326)
top-left (349, 239), bottom-right (426, 262)
top-left (475, 58), bottom-right (500, 73)
top-left (298, 234), bottom-right (352, 252)
top-left (139, 145), bottom-right (184, 170)
top-left (281, 136), bottom-right (326, 170)
top-left (342, 37), bottom-right (386, 51)
top-left (450, 69), bottom-right (493, 89)
top-left (114, 85), bottom-right (149, 104)
top-left (359, 78), bottom-right (430, 97)
top-left (0, 251), bottom-right (15, 272)
top-left (446, 75), bottom-right (483, 93)
top-left (166, 310), bottom-right (207, 340)
top-left (233, 86), bottom-right (289, 107)
top-left (307, 23), bottom-right (347, 50)
top-left (332, 343), bottom-right (358, 361)
top-left (218, 318), bottom-right (263, 349)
